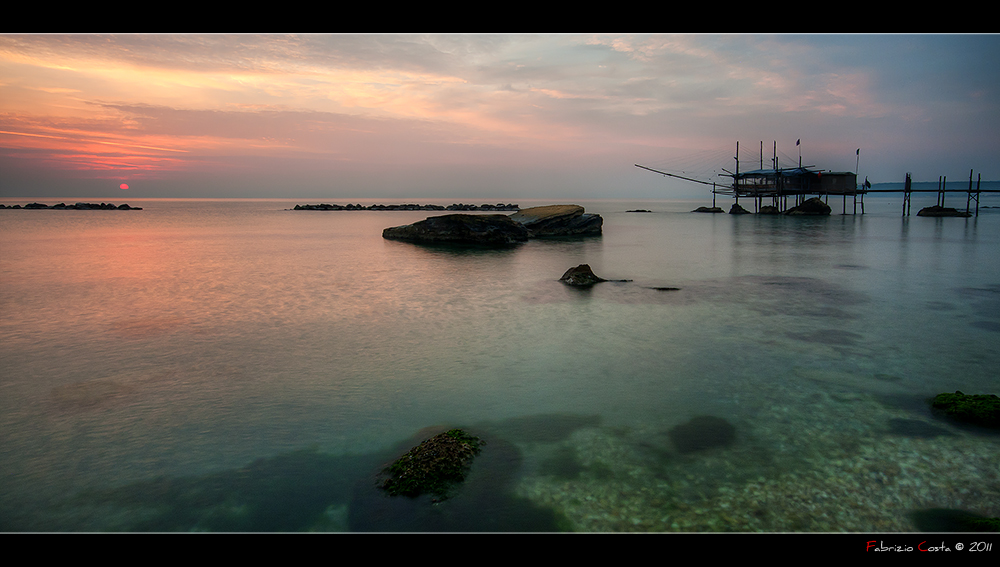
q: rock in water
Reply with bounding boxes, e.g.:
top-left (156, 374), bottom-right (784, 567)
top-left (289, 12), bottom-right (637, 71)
top-left (931, 391), bottom-right (1000, 428)
top-left (784, 197), bottom-right (832, 215)
top-left (692, 206), bottom-right (724, 213)
top-left (508, 204), bottom-right (603, 237)
top-left (729, 203), bottom-right (751, 215)
top-left (382, 214), bottom-right (529, 246)
top-left (917, 205), bottom-right (972, 217)
top-left (559, 264), bottom-right (606, 287)
top-left (378, 429), bottom-right (485, 499)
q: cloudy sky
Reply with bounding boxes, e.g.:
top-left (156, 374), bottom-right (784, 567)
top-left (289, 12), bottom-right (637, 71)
top-left (1, 34), bottom-right (998, 200)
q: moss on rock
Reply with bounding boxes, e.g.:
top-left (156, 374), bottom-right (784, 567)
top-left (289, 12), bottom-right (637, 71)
top-left (379, 429), bottom-right (485, 499)
top-left (931, 391), bottom-right (1000, 428)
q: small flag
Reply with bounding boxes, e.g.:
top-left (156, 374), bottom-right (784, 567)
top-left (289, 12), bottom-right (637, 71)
top-left (856, 148), bottom-right (860, 155)
top-left (796, 139), bottom-right (800, 146)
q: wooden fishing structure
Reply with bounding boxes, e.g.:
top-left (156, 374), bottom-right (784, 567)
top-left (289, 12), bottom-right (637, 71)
top-left (637, 141), bottom-right (995, 216)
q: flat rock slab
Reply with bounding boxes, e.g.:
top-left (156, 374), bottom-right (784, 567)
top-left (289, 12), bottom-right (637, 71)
top-left (509, 204), bottom-right (602, 237)
top-left (509, 204), bottom-right (584, 223)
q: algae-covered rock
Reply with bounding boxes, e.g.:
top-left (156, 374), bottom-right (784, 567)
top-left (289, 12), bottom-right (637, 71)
top-left (930, 391), bottom-right (1000, 428)
top-left (378, 429), bottom-right (485, 499)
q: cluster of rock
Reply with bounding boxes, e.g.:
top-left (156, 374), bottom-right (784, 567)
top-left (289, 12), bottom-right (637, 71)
top-left (382, 204), bottom-right (602, 247)
top-left (293, 202), bottom-right (518, 211)
top-left (703, 197), bottom-right (832, 216)
top-left (1, 202), bottom-right (142, 210)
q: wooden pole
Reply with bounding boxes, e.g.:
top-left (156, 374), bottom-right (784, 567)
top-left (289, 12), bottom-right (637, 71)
top-left (977, 173), bottom-right (981, 216)
top-left (903, 173), bottom-right (912, 216)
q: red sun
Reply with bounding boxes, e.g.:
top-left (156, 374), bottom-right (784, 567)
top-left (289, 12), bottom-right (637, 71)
top-left (120, 183), bottom-right (129, 190)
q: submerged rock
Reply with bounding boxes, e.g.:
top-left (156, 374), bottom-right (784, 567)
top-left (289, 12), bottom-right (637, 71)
top-left (917, 205), bottom-right (972, 217)
top-left (508, 204), bottom-right (602, 237)
top-left (910, 508), bottom-right (1000, 532)
top-left (559, 264), bottom-right (606, 287)
top-left (931, 391), bottom-right (1000, 428)
top-left (378, 429), bottom-right (485, 499)
top-left (382, 214), bottom-right (529, 247)
top-left (784, 197), bottom-right (832, 216)
top-left (667, 415), bottom-right (736, 454)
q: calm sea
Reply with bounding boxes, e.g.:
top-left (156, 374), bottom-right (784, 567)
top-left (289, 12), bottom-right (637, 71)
top-left (1, 195), bottom-right (998, 532)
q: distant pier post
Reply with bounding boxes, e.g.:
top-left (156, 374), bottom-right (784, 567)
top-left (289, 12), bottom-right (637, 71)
top-left (966, 169), bottom-right (981, 217)
top-left (903, 173), bottom-right (912, 216)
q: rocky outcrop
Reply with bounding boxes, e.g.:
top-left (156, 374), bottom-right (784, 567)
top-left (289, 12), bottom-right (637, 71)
top-left (559, 264), bottom-right (606, 286)
top-left (784, 197), bottom-right (832, 216)
top-left (692, 206), bottom-right (724, 213)
top-left (382, 213), bottom-right (529, 246)
top-left (917, 205), bottom-right (972, 217)
top-left (382, 204), bottom-right (602, 247)
top-left (758, 205), bottom-right (781, 214)
top-left (508, 205), bottom-right (602, 237)
top-left (729, 203), bottom-right (751, 215)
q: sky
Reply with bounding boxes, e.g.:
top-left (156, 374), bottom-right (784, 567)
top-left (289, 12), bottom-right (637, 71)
top-left (1, 33), bottom-right (998, 200)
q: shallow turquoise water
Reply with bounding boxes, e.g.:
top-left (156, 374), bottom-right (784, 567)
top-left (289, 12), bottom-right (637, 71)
top-left (1, 196), bottom-right (998, 531)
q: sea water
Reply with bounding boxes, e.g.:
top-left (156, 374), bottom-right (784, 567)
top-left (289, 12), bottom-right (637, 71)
top-left (1, 196), bottom-right (998, 532)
